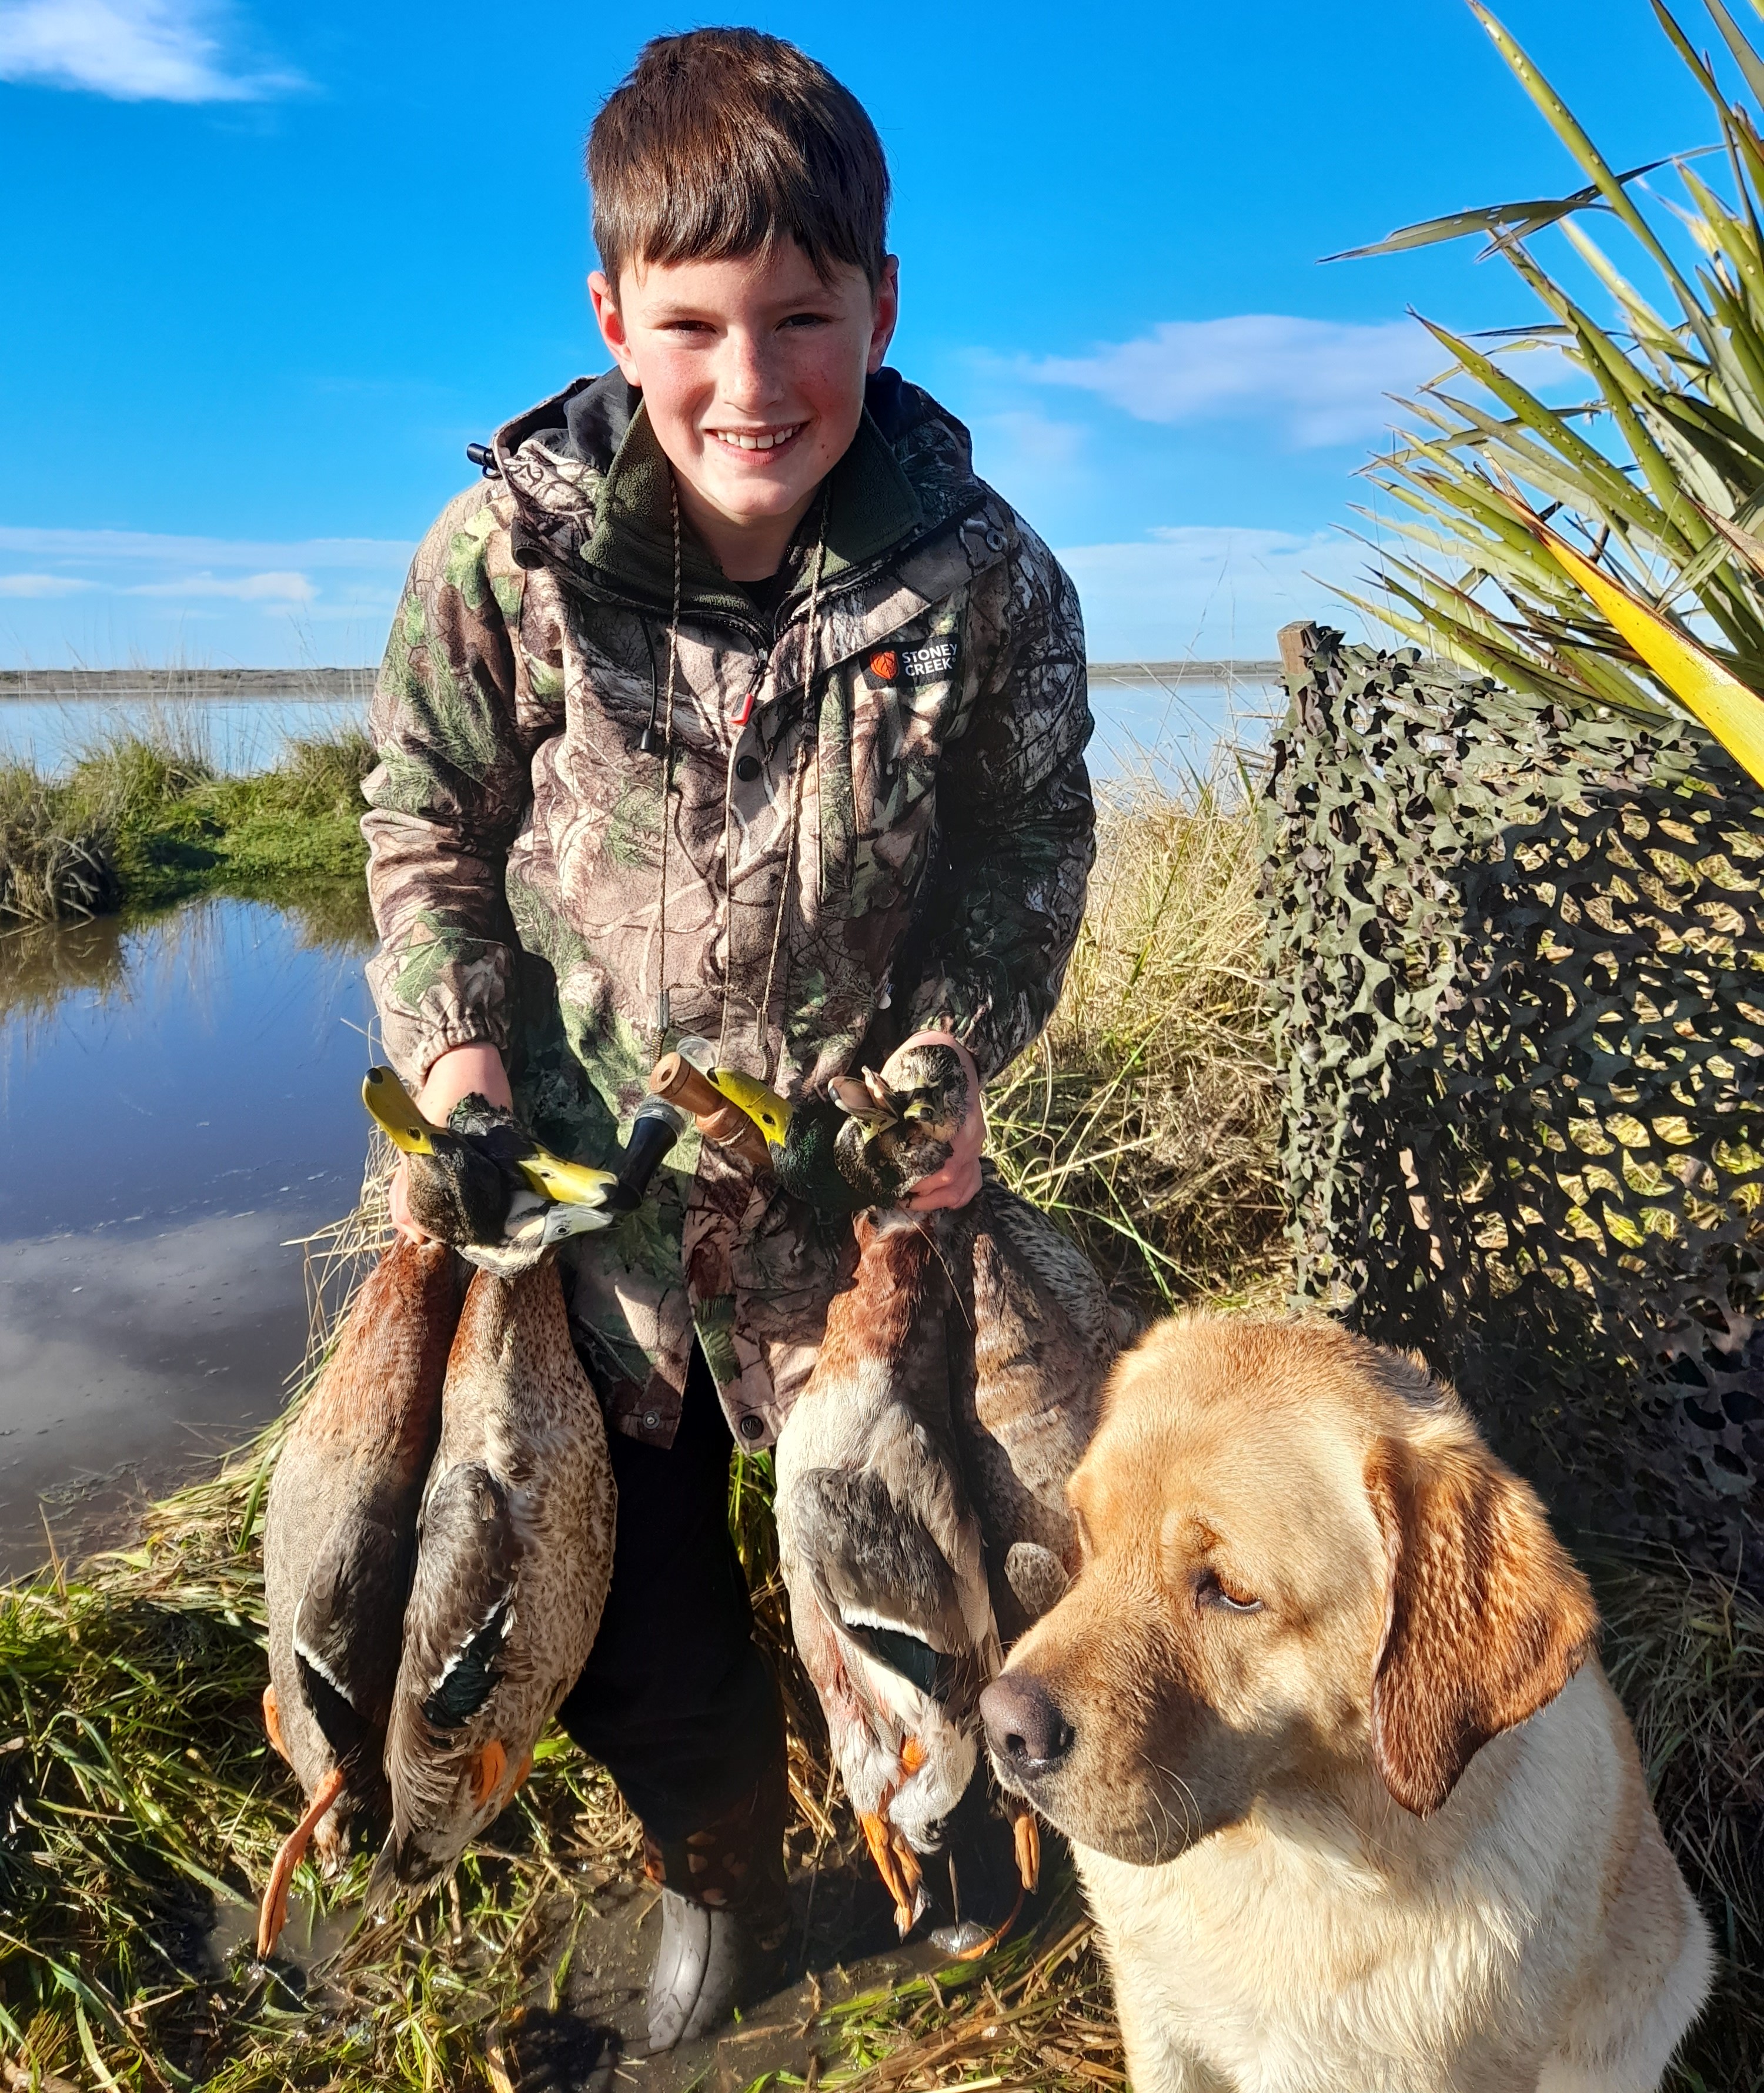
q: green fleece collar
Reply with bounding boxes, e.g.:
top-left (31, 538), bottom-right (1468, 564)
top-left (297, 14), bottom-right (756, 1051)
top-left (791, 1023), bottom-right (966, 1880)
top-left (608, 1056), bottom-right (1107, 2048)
top-left (580, 399), bottom-right (926, 622)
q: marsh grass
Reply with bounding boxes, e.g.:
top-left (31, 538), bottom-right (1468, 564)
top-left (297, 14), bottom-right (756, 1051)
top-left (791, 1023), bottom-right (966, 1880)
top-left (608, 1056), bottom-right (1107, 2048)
top-left (988, 764), bottom-right (1282, 1311)
top-left (0, 723), bottom-right (372, 925)
top-left (1, 780), bottom-right (1759, 2087)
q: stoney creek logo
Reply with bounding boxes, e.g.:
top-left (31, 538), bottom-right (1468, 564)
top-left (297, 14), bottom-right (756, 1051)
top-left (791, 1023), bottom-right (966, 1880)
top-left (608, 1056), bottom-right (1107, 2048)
top-left (865, 639), bottom-right (958, 687)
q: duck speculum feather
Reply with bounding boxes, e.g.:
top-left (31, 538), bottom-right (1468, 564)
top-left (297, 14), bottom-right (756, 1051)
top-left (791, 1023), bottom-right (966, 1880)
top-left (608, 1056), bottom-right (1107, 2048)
top-left (258, 1235), bottom-right (466, 1957)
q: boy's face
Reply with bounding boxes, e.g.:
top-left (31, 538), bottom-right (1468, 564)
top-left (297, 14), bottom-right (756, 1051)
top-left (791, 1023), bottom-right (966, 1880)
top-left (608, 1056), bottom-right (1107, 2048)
top-left (589, 240), bottom-right (898, 578)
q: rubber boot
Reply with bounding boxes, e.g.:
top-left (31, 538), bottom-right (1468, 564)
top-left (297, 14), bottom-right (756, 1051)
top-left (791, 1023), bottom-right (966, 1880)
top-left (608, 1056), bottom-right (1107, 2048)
top-left (641, 1759), bottom-right (790, 2052)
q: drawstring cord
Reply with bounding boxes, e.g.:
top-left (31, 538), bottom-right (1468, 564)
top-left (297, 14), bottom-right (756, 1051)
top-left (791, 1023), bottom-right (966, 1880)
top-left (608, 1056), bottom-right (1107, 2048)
top-left (754, 492), bottom-right (829, 1068)
top-left (653, 477), bottom-right (830, 1074)
top-left (652, 481), bottom-right (684, 1044)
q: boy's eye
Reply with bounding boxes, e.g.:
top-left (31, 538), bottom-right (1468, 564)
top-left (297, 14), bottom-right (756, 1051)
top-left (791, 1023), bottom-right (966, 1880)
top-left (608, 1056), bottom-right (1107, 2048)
top-left (781, 311), bottom-right (831, 328)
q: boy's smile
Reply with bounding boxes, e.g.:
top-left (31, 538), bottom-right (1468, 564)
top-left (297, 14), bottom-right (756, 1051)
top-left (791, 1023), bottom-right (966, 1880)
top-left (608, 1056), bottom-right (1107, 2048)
top-left (589, 242), bottom-right (899, 583)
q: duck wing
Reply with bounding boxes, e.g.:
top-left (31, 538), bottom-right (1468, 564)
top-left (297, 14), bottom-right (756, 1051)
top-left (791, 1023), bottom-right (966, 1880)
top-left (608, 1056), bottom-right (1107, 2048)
top-left (263, 1238), bottom-right (459, 1813)
top-left (955, 1175), bottom-right (1125, 1636)
top-left (372, 1261), bottom-right (614, 1903)
top-left (291, 1497), bottom-right (420, 1768)
top-left (796, 1465), bottom-right (986, 1707)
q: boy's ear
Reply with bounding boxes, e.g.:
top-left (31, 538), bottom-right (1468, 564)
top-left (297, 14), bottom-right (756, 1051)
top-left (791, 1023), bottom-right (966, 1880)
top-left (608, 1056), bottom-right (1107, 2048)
top-left (588, 269), bottom-right (642, 385)
top-left (866, 255), bottom-right (901, 376)
top-left (1364, 1429), bottom-right (1597, 1817)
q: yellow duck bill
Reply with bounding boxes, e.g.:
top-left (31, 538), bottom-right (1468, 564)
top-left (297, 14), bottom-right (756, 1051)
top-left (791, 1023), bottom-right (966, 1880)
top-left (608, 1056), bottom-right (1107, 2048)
top-left (703, 1067), bottom-right (796, 1146)
top-left (360, 1065), bottom-right (619, 1210)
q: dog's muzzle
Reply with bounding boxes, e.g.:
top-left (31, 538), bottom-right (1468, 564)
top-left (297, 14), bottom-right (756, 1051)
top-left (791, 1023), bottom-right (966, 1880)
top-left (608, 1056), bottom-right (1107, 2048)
top-left (980, 1673), bottom-right (1075, 1788)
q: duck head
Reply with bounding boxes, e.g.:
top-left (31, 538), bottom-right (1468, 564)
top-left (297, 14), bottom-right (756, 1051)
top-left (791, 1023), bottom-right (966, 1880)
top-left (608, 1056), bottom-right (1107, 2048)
top-left (362, 1066), bottom-right (617, 1270)
top-left (707, 1040), bottom-right (971, 1211)
top-left (832, 1041), bottom-right (971, 1206)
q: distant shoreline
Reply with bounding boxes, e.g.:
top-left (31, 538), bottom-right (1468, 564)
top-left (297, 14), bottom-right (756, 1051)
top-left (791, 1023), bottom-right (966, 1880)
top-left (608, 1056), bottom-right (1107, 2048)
top-left (1, 660), bottom-right (1282, 701)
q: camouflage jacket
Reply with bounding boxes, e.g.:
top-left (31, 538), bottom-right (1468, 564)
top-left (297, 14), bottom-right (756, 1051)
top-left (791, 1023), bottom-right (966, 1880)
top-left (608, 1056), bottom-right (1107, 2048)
top-left (363, 369), bottom-right (1094, 1452)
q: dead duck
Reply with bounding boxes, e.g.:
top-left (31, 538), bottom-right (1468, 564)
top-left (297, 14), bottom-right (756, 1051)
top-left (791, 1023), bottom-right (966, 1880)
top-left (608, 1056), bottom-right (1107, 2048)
top-left (366, 1253), bottom-right (617, 1902)
top-left (773, 1203), bottom-right (1001, 1938)
top-left (713, 1042), bottom-right (1118, 1938)
top-left (362, 1065), bottom-right (620, 1266)
top-left (954, 1171), bottom-right (1133, 1643)
top-left (258, 1235), bottom-right (466, 1957)
top-left (704, 1040), bottom-right (971, 1213)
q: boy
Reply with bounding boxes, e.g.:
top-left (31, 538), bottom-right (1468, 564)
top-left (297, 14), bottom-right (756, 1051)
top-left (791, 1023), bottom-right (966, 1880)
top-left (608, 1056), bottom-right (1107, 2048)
top-left (363, 28), bottom-right (1093, 2051)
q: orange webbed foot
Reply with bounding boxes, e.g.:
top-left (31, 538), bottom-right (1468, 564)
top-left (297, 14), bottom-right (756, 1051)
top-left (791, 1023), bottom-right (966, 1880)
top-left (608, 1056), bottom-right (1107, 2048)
top-left (1013, 1809), bottom-right (1041, 1893)
top-left (470, 1740), bottom-right (508, 1808)
top-left (256, 1763), bottom-right (346, 1958)
top-left (262, 1683), bottom-right (289, 1765)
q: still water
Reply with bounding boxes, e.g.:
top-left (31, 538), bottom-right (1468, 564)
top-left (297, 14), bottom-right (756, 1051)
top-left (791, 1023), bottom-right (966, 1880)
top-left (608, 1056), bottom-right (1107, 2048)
top-left (0, 898), bottom-right (376, 1572)
top-left (0, 697), bottom-right (368, 775)
top-left (0, 680), bottom-right (1277, 784)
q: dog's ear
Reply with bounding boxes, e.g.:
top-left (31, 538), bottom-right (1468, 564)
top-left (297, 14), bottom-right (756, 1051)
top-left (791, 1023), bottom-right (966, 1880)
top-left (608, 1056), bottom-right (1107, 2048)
top-left (1364, 1432), bottom-right (1597, 1816)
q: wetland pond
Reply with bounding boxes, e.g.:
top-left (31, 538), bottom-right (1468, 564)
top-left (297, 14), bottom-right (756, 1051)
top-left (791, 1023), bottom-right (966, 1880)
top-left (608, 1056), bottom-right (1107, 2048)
top-left (0, 894), bottom-right (376, 1573)
top-left (0, 670), bottom-right (1277, 1573)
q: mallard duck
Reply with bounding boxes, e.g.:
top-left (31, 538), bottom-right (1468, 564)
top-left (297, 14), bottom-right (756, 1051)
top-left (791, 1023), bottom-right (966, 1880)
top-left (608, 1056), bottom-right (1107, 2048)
top-left (773, 1204), bottom-right (1001, 1937)
top-left (955, 1172), bottom-right (1132, 1643)
top-left (712, 1044), bottom-right (1119, 1938)
top-left (704, 1041), bottom-right (970, 1212)
top-left (366, 1254), bottom-right (617, 1901)
top-left (258, 1235), bottom-right (465, 1957)
top-left (362, 1065), bottom-right (620, 1267)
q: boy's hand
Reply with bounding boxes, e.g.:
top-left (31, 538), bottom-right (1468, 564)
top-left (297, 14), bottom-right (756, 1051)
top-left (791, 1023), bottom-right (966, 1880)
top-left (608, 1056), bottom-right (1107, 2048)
top-left (387, 1043), bottom-right (514, 1242)
top-left (900, 1030), bottom-right (984, 1212)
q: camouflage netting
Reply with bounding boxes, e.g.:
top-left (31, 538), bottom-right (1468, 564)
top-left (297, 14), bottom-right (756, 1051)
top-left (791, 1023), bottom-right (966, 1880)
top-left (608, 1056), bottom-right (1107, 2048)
top-left (1261, 627), bottom-right (1763, 1587)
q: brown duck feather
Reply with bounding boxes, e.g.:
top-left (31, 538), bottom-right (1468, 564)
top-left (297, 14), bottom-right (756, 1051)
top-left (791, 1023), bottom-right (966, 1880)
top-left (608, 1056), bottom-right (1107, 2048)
top-left (954, 1169), bottom-right (1131, 1640)
top-left (259, 1236), bottom-right (464, 1952)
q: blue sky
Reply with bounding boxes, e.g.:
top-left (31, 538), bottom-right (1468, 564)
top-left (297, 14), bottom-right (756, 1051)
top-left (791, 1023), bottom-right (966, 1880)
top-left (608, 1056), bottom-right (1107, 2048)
top-left (0, 0), bottom-right (1723, 667)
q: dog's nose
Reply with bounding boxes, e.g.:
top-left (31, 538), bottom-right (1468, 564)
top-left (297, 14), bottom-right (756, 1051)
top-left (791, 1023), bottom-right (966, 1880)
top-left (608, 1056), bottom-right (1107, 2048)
top-left (981, 1673), bottom-right (1075, 1774)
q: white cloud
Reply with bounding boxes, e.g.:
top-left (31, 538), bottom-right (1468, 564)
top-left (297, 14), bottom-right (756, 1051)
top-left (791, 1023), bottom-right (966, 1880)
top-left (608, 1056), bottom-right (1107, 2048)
top-left (0, 524), bottom-right (411, 667)
top-left (1020, 314), bottom-right (1444, 449)
top-left (0, 573), bottom-right (92, 597)
top-left (0, 0), bottom-right (300, 102)
top-left (1058, 525), bottom-right (1372, 662)
top-left (129, 569), bottom-right (315, 602)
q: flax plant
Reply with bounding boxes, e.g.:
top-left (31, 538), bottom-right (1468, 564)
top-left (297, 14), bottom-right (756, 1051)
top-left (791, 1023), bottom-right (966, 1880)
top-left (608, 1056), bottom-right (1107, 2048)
top-left (1342, 0), bottom-right (1764, 742)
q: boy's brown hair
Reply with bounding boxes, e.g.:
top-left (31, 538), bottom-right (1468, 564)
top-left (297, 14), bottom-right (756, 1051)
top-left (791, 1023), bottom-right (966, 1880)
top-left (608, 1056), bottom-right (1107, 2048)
top-left (587, 29), bottom-right (890, 291)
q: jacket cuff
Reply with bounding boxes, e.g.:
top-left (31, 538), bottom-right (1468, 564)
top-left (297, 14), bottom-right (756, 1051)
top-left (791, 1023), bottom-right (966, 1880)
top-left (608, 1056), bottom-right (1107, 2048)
top-left (365, 942), bottom-right (514, 1092)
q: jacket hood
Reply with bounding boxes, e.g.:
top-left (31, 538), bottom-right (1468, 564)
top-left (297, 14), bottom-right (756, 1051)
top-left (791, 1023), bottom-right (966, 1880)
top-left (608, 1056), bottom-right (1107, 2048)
top-left (490, 368), bottom-right (987, 627)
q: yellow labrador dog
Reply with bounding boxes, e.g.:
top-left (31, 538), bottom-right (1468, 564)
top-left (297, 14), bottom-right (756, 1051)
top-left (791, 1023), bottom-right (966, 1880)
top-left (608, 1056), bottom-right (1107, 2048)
top-left (980, 1316), bottom-right (1710, 2093)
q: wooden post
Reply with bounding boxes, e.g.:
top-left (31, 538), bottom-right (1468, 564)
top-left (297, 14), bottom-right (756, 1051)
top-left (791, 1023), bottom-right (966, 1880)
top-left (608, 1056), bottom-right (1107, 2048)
top-left (1277, 621), bottom-right (1319, 687)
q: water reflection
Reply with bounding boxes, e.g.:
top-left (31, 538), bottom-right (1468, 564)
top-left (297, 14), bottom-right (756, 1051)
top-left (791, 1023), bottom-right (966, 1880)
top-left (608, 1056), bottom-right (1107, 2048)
top-left (0, 895), bottom-right (377, 1571)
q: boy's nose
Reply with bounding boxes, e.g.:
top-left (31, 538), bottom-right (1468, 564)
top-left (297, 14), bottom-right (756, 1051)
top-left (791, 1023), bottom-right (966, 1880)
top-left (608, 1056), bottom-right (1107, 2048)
top-left (716, 329), bottom-right (789, 411)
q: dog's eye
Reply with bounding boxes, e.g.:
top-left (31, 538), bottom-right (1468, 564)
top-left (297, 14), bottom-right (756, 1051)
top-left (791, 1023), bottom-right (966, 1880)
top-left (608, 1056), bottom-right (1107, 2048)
top-left (1196, 1569), bottom-right (1263, 1615)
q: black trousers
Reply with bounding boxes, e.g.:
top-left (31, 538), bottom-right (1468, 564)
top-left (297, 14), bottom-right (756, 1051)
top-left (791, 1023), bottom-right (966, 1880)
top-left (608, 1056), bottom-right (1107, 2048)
top-left (555, 1345), bottom-right (784, 1843)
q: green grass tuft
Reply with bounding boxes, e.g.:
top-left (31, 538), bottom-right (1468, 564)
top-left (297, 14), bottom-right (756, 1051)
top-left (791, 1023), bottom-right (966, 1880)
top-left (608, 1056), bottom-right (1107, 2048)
top-left (0, 725), bottom-right (372, 924)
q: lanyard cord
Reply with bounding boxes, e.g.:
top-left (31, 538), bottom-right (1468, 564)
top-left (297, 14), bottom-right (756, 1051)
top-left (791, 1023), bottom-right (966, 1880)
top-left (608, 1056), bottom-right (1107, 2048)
top-left (753, 489), bottom-right (829, 1068)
